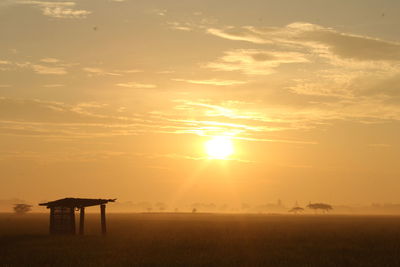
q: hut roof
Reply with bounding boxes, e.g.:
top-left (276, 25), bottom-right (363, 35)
top-left (39, 198), bottom-right (116, 208)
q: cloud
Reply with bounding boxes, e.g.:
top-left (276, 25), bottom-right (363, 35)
top-left (205, 49), bottom-right (309, 75)
top-left (116, 82), bottom-right (157, 88)
top-left (0, 59), bottom-right (69, 75)
top-left (82, 67), bottom-right (142, 76)
top-left (0, 97), bottom-right (317, 145)
top-left (82, 67), bottom-right (106, 74)
top-left (165, 100), bottom-right (319, 140)
top-left (3, 94), bottom-right (399, 148)
top-left (172, 78), bottom-right (247, 86)
top-left (207, 22), bottom-right (400, 64)
top-left (117, 69), bottom-right (142, 74)
top-left (289, 22), bottom-right (400, 62)
top-left (207, 27), bottom-right (272, 44)
top-left (167, 22), bottom-right (193, 31)
top-left (18, 1), bottom-right (91, 19)
top-left (40, 58), bottom-right (60, 63)
top-left (0, 97), bottom-right (157, 139)
top-left (82, 67), bottom-right (121, 76)
top-left (152, 9), bottom-right (167, 16)
top-left (43, 84), bottom-right (65, 88)
top-left (42, 7), bottom-right (90, 19)
top-left (32, 64), bottom-right (67, 75)
top-left (206, 22), bottom-right (400, 99)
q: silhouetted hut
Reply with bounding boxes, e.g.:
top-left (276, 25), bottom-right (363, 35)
top-left (39, 198), bottom-right (116, 235)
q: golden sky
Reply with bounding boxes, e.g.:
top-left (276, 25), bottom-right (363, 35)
top-left (1, 0), bottom-right (400, 206)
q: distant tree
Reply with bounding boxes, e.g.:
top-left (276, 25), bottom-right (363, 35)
top-left (289, 206), bottom-right (304, 214)
top-left (135, 201), bottom-right (152, 212)
top-left (13, 204), bottom-right (32, 214)
top-left (307, 203), bottom-right (333, 213)
top-left (155, 202), bottom-right (167, 212)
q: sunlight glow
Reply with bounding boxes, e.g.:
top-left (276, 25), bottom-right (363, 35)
top-left (205, 136), bottom-right (234, 159)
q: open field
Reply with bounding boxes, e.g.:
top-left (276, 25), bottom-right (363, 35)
top-left (1, 213), bottom-right (400, 266)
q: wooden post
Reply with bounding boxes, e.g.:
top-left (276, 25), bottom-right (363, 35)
top-left (79, 207), bottom-right (85, 235)
top-left (49, 207), bottom-right (55, 234)
top-left (70, 207), bottom-right (76, 235)
top-left (100, 204), bottom-right (106, 235)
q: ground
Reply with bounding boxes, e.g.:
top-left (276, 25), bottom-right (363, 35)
top-left (1, 213), bottom-right (400, 266)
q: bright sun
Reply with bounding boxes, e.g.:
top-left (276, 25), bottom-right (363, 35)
top-left (205, 136), bottom-right (234, 159)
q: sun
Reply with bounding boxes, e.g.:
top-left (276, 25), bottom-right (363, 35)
top-left (205, 136), bottom-right (234, 159)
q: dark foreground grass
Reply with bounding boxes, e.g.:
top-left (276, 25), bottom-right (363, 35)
top-left (1, 213), bottom-right (400, 266)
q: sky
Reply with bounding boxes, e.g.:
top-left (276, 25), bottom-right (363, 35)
top-left (1, 0), bottom-right (400, 208)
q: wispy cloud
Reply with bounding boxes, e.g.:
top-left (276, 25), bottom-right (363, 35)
top-left (82, 67), bottom-right (142, 76)
top-left (43, 84), bottom-right (65, 88)
top-left (154, 100), bottom-right (319, 142)
top-left (206, 22), bottom-right (400, 99)
top-left (152, 8), bottom-right (167, 16)
top-left (207, 27), bottom-right (272, 44)
top-left (116, 82), bottom-right (157, 88)
top-left (117, 69), bottom-right (143, 74)
top-left (4, 94), bottom-right (399, 147)
top-left (207, 22), bottom-right (400, 64)
top-left (167, 21), bottom-right (193, 31)
top-left (82, 67), bottom-right (121, 76)
top-left (172, 78), bottom-right (247, 86)
top-left (32, 64), bottom-right (67, 75)
top-left (0, 60), bottom-right (11, 65)
top-left (40, 58), bottom-right (60, 63)
top-left (0, 59), bottom-right (69, 75)
top-left (0, 97), bottom-right (317, 145)
top-left (18, 1), bottom-right (91, 19)
top-left (205, 49), bottom-right (309, 75)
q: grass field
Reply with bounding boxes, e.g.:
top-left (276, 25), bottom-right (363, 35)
top-left (1, 213), bottom-right (400, 266)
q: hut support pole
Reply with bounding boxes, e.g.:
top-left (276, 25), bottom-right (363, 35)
top-left (100, 204), bottom-right (106, 235)
top-left (70, 207), bottom-right (76, 235)
top-left (79, 207), bottom-right (85, 235)
top-left (49, 207), bottom-right (55, 234)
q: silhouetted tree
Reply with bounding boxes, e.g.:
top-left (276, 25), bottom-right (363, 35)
top-left (289, 206), bottom-right (304, 214)
top-left (13, 204), bottom-right (32, 214)
top-left (307, 203), bottom-right (333, 213)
